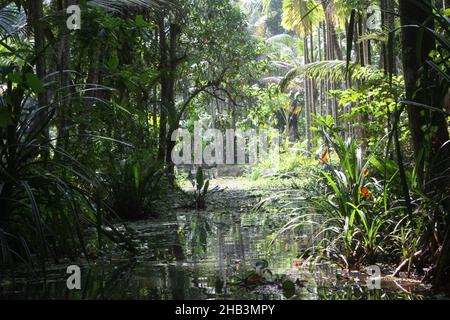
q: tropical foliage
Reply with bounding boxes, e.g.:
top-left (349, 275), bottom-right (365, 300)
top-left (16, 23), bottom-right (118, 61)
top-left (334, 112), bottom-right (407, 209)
top-left (0, 0), bottom-right (449, 296)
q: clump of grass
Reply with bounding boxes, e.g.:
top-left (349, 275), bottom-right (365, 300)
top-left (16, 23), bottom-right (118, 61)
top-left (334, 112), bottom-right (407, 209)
top-left (103, 151), bottom-right (164, 220)
top-left (189, 168), bottom-right (221, 210)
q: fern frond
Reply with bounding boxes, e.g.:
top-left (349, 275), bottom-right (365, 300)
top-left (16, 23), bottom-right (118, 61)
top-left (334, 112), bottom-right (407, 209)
top-left (87, 0), bottom-right (174, 12)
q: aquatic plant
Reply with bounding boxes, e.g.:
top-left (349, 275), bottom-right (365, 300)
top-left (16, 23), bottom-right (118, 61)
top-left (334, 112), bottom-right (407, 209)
top-left (190, 168), bottom-right (220, 210)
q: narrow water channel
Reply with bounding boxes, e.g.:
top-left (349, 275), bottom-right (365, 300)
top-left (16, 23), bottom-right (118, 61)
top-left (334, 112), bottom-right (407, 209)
top-left (0, 179), bottom-right (434, 300)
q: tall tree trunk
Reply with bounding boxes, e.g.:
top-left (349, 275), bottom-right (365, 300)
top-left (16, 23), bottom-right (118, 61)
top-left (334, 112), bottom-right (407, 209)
top-left (322, 0), bottom-right (343, 61)
top-left (358, 15), bottom-right (368, 150)
top-left (304, 36), bottom-right (312, 151)
top-left (78, 43), bottom-right (101, 154)
top-left (318, 23), bottom-right (323, 116)
top-left (26, 0), bottom-right (47, 107)
top-left (399, 0), bottom-right (450, 286)
top-left (54, 0), bottom-right (74, 155)
top-left (386, 0), bottom-right (396, 73)
top-left (164, 22), bottom-right (181, 184)
top-left (399, 0), bottom-right (448, 186)
top-left (157, 16), bottom-right (168, 163)
top-left (381, 0), bottom-right (397, 73)
top-left (309, 33), bottom-right (316, 119)
top-left (322, 21), bottom-right (329, 115)
top-left (26, 0), bottom-right (49, 155)
top-left (380, 0), bottom-right (387, 71)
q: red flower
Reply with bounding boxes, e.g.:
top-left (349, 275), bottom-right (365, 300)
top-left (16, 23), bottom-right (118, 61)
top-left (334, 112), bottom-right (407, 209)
top-left (293, 261), bottom-right (300, 268)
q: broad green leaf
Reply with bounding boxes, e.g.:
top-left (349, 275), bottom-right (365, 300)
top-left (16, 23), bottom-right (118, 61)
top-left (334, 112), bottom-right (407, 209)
top-left (282, 280), bottom-right (296, 299)
top-left (25, 73), bottom-right (44, 93)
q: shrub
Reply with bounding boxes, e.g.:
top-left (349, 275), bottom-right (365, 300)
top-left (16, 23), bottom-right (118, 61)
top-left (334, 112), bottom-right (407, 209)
top-left (103, 151), bottom-right (164, 220)
top-left (0, 64), bottom-right (135, 268)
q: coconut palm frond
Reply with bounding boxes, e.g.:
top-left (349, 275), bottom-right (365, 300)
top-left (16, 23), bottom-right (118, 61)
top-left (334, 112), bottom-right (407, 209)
top-left (279, 66), bottom-right (302, 92)
top-left (261, 76), bottom-right (283, 84)
top-left (254, 15), bottom-right (268, 27)
top-left (304, 60), bottom-right (381, 82)
top-left (266, 34), bottom-right (301, 65)
top-left (261, 0), bottom-right (271, 13)
top-left (241, 0), bottom-right (264, 13)
top-left (333, 0), bottom-right (351, 29)
top-left (281, 0), bottom-right (323, 36)
top-left (265, 33), bottom-right (295, 47)
top-left (357, 31), bottom-right (387, 44)
top-left (271, 60), bottom-right (294, 70)
top-left (0, 3), bottom-right (28, 43)
top-left (87, 0), bottom-right (174, 12)
top-left (278, 60), bottom-right (381, 93)
top-left (250, 14), bottom-right (268, 37)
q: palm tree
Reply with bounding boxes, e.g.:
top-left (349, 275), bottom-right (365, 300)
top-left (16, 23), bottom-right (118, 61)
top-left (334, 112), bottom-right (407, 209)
top-left (279, 0), bottom-right (323, 150)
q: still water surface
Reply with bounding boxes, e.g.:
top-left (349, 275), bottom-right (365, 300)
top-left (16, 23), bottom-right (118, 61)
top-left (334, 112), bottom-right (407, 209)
top-left (0, 180), bottom-right (434, 300)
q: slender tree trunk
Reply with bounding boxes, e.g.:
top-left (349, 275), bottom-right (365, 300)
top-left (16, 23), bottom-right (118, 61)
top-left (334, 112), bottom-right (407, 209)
top-left (309, 32), bottom-right (316, 120)
top-left (318, 23), bottom-right (323, 116)
top-left (322, 0), bottom-right (343, 61)
top-left (358, 15), bottom-right (368, 150)
top-left (385, 0), bottom-right (396, 73)
top-left (322, 21), bottom-right (329, 115)
top-left (26, 0), bottom-right (50, 156)
top-left (380, 0), bottom-right (387, 71)
top-left (304, 36), bottom-right (312, 151)
top-left (153, 86), bottom-right (158, 133)
top-left (380, 0), bottom-right (394, 72)
top-left (54, 0), bottom-right (74, 155)
top-left (26, 0), bottom-right (47, 107)
top-left (164, 22), bottom-right (181, 184)
top-left (157, 16), bottom-right (168, 163)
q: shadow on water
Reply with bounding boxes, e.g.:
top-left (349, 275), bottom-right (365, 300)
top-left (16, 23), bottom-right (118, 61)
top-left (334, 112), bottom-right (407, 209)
top-left (0, 186), bottom-right (435, 300)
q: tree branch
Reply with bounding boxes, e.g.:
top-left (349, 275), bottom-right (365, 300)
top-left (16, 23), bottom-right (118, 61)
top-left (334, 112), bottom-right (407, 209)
top-left (176, 67), bottom-right (230, 123)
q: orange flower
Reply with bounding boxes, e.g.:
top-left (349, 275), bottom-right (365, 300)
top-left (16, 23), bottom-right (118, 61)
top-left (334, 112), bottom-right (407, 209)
top-left (363, 169), bottom-right (369, 178)
top-left (320, 149), bottom-right (328, 165)
top-left (361, 186), bottom-right (371, 198)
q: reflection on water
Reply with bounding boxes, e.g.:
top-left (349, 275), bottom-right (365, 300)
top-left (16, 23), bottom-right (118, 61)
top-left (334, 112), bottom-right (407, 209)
top-left (0, 187), bottom-right (434, 300)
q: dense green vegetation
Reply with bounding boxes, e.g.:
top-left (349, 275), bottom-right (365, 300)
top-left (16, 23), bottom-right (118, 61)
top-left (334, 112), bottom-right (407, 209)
top-left (0, 0), bottom-right (449, 297)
